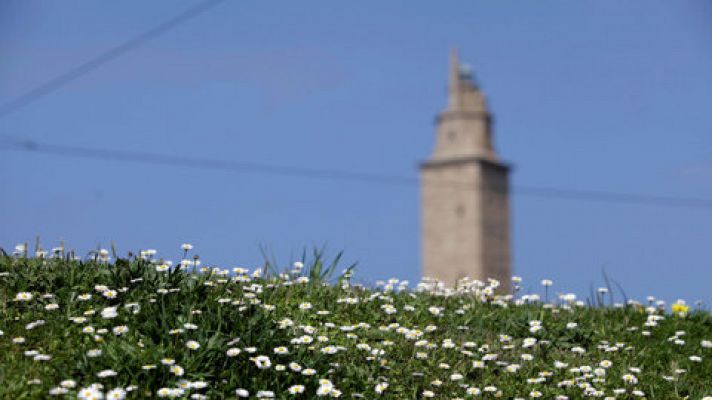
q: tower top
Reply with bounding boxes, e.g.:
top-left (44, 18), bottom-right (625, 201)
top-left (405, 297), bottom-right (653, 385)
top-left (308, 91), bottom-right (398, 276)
top-left (429, 48), bottom-right (496, 161)
top-left (446, 48), bottom-right (487, 113)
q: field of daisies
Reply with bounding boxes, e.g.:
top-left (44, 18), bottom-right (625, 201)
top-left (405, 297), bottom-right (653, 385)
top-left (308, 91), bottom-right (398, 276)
top-left (1, 244), bottom-right (711, 399)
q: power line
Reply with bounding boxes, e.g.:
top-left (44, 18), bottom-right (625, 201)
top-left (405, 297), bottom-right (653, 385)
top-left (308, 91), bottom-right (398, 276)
top-left (0, 0), bottom-right (226, 119)
top-left (513, 185), bottom-right (712, 210)
top-left (2, 135), bottom-right (712, 211)
top-left (0, 135), bottom-right (418, 187)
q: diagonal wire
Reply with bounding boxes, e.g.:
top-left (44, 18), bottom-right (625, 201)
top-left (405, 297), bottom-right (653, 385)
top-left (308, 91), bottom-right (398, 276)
top-left (2, 134), bottom-right (712, 210)
top-left (0, 0), bottom-right (227, 119)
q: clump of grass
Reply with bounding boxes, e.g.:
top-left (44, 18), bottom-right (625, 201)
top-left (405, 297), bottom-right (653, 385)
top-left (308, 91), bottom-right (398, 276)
top-left (0, 243), bottom-right (711, 399)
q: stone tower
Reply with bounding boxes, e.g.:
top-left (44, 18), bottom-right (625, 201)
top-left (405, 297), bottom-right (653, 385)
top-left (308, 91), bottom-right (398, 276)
top-left (420, 49), bottom-right (511, 290)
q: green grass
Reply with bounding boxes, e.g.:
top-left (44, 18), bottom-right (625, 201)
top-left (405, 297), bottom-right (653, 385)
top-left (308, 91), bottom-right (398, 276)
top-left (0, 248), bottom-right (711, 399)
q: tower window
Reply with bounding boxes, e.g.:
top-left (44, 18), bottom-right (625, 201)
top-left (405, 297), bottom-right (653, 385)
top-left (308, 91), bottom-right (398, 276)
top-left (455, 204), bottom-right (465, 217)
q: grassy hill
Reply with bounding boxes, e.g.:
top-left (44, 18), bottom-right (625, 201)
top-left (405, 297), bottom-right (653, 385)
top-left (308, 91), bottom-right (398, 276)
top-left (1, 245), bottom-right (711, 399)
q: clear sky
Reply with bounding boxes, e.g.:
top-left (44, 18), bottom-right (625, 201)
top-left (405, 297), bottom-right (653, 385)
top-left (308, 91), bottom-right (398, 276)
top-left (2, 1), bottom-right (712, 305)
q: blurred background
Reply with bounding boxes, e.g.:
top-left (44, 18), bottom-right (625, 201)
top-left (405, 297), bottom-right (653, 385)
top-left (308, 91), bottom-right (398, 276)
top-left (1, 1), bottom-right (711, 304)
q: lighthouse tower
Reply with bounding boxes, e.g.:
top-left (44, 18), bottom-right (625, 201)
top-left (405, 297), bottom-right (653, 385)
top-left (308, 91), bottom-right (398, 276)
top-left (420, 49), bottom-right (511, 290)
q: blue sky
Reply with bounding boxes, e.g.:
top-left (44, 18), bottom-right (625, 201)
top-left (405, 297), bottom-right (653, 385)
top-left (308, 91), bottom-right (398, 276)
top-left (2, 1), bottom-right (712, 305)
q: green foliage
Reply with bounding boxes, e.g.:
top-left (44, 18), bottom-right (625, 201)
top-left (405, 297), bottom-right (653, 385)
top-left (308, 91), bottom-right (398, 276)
top-left (0, 252), bottom-right (710, 399)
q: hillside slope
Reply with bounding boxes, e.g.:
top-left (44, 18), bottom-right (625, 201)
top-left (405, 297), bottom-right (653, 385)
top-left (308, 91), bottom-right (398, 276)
top-left (1, 247), bottom-right (711, 399)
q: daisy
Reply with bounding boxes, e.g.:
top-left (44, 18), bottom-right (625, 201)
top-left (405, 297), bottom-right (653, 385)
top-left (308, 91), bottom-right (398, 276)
top-left (78, 387), bottom-right (104, 400)
top-left (106, 388), bottom-right (126, 400)
top-left (112, 326), bottom-right (129, 336)
top-left (170, 365), bottom-right (185, 376)
top-left (15, 292), bottom-right (33, 301)
top-left (97, 369), bottom-right (117, 378)
top-left (288, 385), bottom-right (305, 394)
top-left (253, 355), bottom-right (271, 369)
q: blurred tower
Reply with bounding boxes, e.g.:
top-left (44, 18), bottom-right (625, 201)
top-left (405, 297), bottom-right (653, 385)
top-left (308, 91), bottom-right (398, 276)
top-left (420, 49), bottom-right (511, 290)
